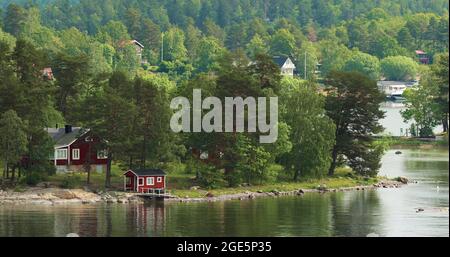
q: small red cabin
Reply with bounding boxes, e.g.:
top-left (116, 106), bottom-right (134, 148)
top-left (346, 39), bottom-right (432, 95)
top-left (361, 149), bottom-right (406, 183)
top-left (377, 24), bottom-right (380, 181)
top-left (124, 169), bottom-right (167, 194)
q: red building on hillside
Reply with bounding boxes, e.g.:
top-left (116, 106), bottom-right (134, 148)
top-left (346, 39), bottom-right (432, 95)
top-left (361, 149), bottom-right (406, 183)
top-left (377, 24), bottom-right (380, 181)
top-left (123, 169), bottom-right (167, 194)
top-left (416, 50), bottom-right (430, 64)
top-left (47, 125), bottom-right (108, 173)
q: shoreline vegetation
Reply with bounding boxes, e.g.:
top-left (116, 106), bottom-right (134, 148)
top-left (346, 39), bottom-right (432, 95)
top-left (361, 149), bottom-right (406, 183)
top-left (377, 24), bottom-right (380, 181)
top-left (386, 137), bottom-right (449, 148)
top-left (0, 141), bottom-right (444, 206)
top-left (0, 170), bottom-right (408, 205)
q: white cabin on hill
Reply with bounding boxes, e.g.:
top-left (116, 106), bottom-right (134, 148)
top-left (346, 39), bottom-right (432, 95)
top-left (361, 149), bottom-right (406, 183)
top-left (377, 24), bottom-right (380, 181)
top-left (272, 56), bottom-right (296, 77)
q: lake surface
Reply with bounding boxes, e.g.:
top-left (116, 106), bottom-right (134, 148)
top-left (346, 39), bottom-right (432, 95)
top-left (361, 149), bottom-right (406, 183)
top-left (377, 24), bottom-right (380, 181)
top-left (380, 101), bottom-right (443, 136)
top-left (0, 148), bottom-right (448, 237)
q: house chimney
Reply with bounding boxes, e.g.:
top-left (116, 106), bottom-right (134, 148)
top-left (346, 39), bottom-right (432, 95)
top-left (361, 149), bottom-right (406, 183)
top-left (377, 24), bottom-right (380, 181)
top-left (65, 125), bottom-right (72, 134)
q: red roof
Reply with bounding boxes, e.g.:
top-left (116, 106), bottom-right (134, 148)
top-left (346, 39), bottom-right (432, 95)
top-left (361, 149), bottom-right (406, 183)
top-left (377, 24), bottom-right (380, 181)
top-left (415, 50), bottom-right (426, 55)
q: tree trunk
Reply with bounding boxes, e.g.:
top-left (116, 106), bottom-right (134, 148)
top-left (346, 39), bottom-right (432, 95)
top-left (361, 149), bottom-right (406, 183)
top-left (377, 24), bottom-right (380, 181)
top-left (5, 163), bottom-right (9, 179)
top-left (87, 167), bottom-right (91, 185)
top-left (328, 146), bottom-right (338, 176)
top-left (86, 141), bottom-right (92, 185)
top-left (11, 166), bottom-right (15, 182)
top-left (443, 117), bottom-right (449, 133)
top-left (141, 136), bottom-right (147, 169)
top-left (2, 161), bottom-right (6, 179)
top-left (105, 153), bottom-right (112, 188)
top-left (293, 168), bottom-right (301, 181)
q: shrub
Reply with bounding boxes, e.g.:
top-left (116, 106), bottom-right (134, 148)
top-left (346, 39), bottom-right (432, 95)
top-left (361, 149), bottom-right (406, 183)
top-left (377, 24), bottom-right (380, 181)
top-left (25, 172), bottom-right (45, 186)
top-left (163, 162), bottom-right (185, 175)
top-left (196, 163), bottom-right (225, 189)
top-left (61, 175), bottom-right (79, 189)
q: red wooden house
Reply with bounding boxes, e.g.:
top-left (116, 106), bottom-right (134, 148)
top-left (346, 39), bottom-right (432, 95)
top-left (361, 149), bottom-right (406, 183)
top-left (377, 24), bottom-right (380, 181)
top-left (416, 50), bottom-right (430, 64)
top-left (123, 169), bottom-right (167, 194)
top-left (47, 125), bottom-right (108, 173)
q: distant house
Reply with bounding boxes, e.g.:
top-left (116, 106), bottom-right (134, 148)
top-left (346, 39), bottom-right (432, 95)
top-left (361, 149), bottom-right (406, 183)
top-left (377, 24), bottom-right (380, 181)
top-left (131, 40), bottom-right (145, 64)
top-left (377, 81), bottom-right (418, 100)
top-left (42, 67), bottom-right (54, 80)
top-left (272, 56), bottom-right (296, 77)
top-left (118, 39), bottom-right (146, 64)
top-left (46, 125), bottom-right (107, 173)
top-left (415, 50), bottom-right (430, 65)
top-left (123, 169), bottom-right (167, 194)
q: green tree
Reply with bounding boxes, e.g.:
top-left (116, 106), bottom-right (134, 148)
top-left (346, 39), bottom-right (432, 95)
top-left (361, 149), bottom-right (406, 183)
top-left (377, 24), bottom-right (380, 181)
top-left (270, 29), bottom-right (296, 56)
top-left (163, 27), bottom-right (188, 62)
top-left (52, 52), bottom-right (91, 119)
top-left (402, 72), bottom-right (442, 137)
top-left (80, 71), bottom-right (137, 188)
top-left (194, 36), bottom-right (225, 72)
top-left (433, 53), bottom-right (449, 132)
top-left (3, 4), bottom-right (26, 37)
top-left (343, 51), bottom-right (381, 80)
top-left (381, 56), bottom-right (419, 81)
top-left (325, 71), bottom-right (385, 176)
top-left (281, 78), bottom-right (336, 180)
top-left (318, 40), bottom-right (352, 76)
top-left (0, 110), bottom-right (27, 180)
top-left (246, 34), bottom-right (268, 58)
top-left (397, 27), bottom-right (415, 50)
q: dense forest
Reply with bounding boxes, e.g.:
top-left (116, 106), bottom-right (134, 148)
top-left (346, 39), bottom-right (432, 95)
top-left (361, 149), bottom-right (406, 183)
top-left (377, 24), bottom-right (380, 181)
top-left (0, 0), bottom-right (448, 189)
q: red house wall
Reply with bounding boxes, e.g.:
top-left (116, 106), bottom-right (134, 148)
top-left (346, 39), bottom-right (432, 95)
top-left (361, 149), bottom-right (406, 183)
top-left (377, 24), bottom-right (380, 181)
top-left (69, 133), bottom-right (107, 166)
top-left (54, 132), bottom-right (107, 166)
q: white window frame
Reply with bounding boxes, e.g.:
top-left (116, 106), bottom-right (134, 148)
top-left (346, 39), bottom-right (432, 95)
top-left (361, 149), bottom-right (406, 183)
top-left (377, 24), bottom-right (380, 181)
top-left (157, 177), bottom-right (162, 183)
top-left (147, 177), bottom-right (154, 186)
top-left (138, 178), bottom-right (144, 186)
top-left (72, 149), bottom-right (80, 160)
top-left (97, 150), bottom-right (108, 159)
top-left (56, 149), bottom-right (67, 160)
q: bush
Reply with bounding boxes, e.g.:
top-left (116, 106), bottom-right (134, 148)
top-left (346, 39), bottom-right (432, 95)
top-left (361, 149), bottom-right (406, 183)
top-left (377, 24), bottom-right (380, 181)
top-left (24, 172), bottom-right (45, 186)
top-left (224, 169), bottom-right (242, 188)
top-left (61, 175), bottom-right (79, 189)
top-left (265, 164), bottom-right (283, 183)
top-left (195, 163), bottom-right (225, 189)
top-left (163, 162), bottom-right (185, 175)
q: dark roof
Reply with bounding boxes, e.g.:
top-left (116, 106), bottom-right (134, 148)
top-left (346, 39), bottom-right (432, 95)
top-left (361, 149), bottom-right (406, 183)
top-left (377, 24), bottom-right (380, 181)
top-left (128, 169), bottom-right (166, 176)
top-left (46, 127), bottom-right (88, 147)
top-left (131, 40), bottom-right (144, 49)
top-left (272, 56), bottom-right (289, 67)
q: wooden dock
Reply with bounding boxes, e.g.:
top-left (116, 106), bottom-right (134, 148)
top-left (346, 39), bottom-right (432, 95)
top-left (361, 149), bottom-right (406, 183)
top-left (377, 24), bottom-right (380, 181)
top-left (135, 193), bottom-right (175, 199)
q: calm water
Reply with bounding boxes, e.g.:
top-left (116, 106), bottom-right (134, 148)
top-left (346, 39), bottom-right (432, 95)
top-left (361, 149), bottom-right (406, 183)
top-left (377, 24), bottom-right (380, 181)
top-left (380, 101), bottom-right (443, 136)
top-left (0, 148), bottom-right (448, 237)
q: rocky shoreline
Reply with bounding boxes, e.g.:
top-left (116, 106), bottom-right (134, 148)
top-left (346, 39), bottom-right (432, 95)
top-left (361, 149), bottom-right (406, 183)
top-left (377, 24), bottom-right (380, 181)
top-left (0, 179), bottom-right (407, 206)
top-left (166, 179), bottom-right (407, 203)
top-left (0, 188), bottom-right (145, 206)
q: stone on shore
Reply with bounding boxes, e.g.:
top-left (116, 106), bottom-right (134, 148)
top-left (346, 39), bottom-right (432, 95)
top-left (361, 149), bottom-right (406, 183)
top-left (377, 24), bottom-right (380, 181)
top-left (396, 176), bottom-right (409, 184)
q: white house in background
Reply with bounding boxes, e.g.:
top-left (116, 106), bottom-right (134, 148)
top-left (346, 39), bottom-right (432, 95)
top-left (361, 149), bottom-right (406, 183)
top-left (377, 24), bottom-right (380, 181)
top-left (272, 56), bottom-right (296, 77)
top-left (377, 81), bottom-right (419, 100)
